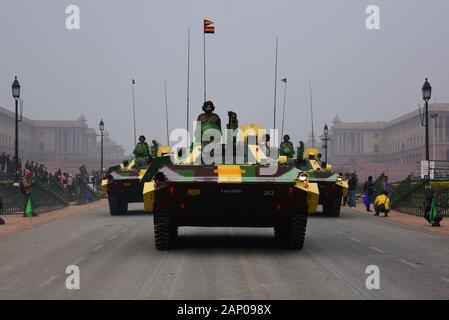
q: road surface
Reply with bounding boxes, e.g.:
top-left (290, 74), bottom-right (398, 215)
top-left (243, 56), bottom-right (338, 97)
top-left (1, 204), bottom-right (449, 299)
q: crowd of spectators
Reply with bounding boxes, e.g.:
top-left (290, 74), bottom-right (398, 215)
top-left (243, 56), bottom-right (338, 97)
top-left (1, 153), bottom-right (102, 191)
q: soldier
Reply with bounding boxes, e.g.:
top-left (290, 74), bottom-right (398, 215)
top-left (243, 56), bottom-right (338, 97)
top-left (279, 135), bottom-right (295, 159)
top-left (133, 135), bottom-right (151, 168)
top-left (151, 140), bottom-right (159, 158)
top-left (197, 100), bottom-right (222, 133)
top-left (297, 141), bottom-right (304, 162)
top-left (196, 101), bottom-right (222, 162)
top-left (226, 111), bottom-right (238, 131)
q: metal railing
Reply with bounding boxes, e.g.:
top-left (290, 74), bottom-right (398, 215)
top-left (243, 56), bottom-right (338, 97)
top-left (0, 182), bottom-right (66, 215)
top-left (390, 178), bottom-right (449, 217)
top-left (0, 176), bottom-right (102, 215)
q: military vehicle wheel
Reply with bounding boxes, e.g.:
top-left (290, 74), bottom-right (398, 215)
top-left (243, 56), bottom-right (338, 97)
top-left (282, 213), bottom-right (307, 250)
top-left (323, 196), bottom-right (342, 217)
top-left (154, 212), bottom-right (177, 250)
top-left (108, 193), bottom-right (129, 216)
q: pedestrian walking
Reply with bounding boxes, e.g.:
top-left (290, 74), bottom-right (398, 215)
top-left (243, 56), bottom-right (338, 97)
top-left (363, 176), bottom-right (374, 212)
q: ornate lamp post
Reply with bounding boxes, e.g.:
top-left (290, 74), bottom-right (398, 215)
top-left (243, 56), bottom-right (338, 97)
top-left (11, 77), bottom-right (20, 182)
top-left (321, 123), bottom-right (330, 163)
top-left (422, 78), bottom-right (432, 161)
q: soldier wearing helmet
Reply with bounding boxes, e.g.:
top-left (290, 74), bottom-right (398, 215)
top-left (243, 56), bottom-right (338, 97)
top-left (197, 101), bottom-right (222, 133)
top-left (133, 135), bottom-right (151, 167)
top-left (280, 134), bottom-right (295, 159)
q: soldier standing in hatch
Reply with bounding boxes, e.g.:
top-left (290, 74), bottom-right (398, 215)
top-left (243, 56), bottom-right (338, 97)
top-left (279, 135), bottom-right (295, 159)
top-left (197, 101), bottom-right (222, 133)
top-left (195, 101), bottom-right (222, 162)
top-left (133, 135), bottom-right (151, 168)
top-left (196, 101), bottom-right (221, 143)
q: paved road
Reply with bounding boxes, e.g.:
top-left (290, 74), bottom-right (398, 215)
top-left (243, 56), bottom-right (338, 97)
top-left (1, 204), bottom-right (449, 300)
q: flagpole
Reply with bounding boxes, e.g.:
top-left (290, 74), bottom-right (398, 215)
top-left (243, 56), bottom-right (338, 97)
top-left (164, 78), bottom-right (170, 146)
top-left (203, 28), bottom-right (207, 103)
top-left (309, 80), bottom-right (315, 148)
top-left (281, 79), bottom-right (287, 139)
top-left (132, 79), bottom-right (137, 145)
top-left (186, 27), bottom-right (191, 135)
top-left (273, 37), bottom-right (278, 130)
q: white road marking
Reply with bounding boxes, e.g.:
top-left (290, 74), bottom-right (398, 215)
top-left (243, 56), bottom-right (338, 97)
top-left (120, 227), bottom-right (128, 233)
top-left (130, 222), bottom-right (136, 226)
top-left (370, 247), bottom-right (386, 254)
top-left (441, 277), bottom-right (449, 283)
top-left (91, 244), bottom-right (104, 252)
top-left (399, 259), bottom-right (419, 268)
top-left (349, 237), bottom-right (361, 243)
top-left (39, 275), bottom-right (59, 288)
top-left (108, 235), bottom-right (118, 241)
top-left (321, 223), bottom-right (329, 228)
top-left (73, 256), bottom-right (86, 265)
top-left (334, 230), bottom-right (343, 234)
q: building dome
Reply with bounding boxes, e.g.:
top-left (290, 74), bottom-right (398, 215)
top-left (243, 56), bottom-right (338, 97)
top-left (78, 113), bottom-right (87, 122)
top-left (333, 115), bottom-right (341, 123)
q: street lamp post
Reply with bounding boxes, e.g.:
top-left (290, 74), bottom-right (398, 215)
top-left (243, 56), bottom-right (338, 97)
top-left (321, 123), bottom-right (330, 163)
top-left (422, 78), bottom-right (432, 161)
top-left (12, 77), bottom-right (20, 183)
top-left (99, 119), bottom-right (105, 178)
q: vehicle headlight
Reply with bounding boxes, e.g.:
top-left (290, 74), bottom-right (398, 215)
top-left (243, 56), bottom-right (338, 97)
top-left (337, 176), bottom-right (343, 182)
top-left (298, 173), bottom-right (308, 182)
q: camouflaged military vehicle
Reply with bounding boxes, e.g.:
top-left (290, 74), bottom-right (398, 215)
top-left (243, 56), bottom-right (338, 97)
top-left (299, 147), bottom-right (348, 217)
top-left (101, 145), bottom-right (171, 215)
top-left (141, 121), bottom-right (319, 250)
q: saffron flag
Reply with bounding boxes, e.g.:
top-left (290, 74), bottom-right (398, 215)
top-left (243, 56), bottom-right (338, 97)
top-left (281, 78), bottom-right (287, 83)
top-left (204, 19), bottom-right (215, 34)
top-left (429, 197), bottom-right (437, 223)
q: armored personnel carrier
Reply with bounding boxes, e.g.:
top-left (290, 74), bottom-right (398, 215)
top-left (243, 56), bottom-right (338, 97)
top-left (141, 118), bottom-right (319, 250)
top-left (299, 147), bottom-right (348, 217)
top-left (101, 144), bottom-right (171, 215)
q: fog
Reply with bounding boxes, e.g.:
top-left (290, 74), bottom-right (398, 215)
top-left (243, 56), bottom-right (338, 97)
top-left (1, 0), bottom-right (449, 153)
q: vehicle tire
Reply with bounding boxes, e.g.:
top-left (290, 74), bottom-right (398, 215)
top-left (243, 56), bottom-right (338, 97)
top-left (323, 196), bottom-right (342, 217)
top-left (330, 196), bottom-right (342, 217)
top-left (108, 193), bottom-right (128, 216)
top-left (154, 212), bottom-right (176, 250)
top-left (284, 213), bottom-right (308, 250)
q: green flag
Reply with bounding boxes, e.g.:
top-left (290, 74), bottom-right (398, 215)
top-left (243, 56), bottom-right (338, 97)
top-left (24, 198), bottom-right (33, 217)
top-left (429, 197), bottom-right (437, 223)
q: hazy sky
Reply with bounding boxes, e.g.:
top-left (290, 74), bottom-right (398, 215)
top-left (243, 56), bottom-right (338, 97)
top-left (1, 0), bottom-right (449, 153)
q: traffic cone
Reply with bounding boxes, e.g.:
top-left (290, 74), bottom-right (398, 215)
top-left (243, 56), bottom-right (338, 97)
top-left (24, 198), bottom-right (33, 217)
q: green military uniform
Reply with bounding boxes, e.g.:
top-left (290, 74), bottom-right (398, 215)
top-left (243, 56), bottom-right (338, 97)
top-left (133, 142), bottom-right (150, 168)
top-left (280, 141), bottom-right (295, 159)
top-left (196, 112), bottom-right (222, 146)
top-left (151, 141), bottom-right (159, 158)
